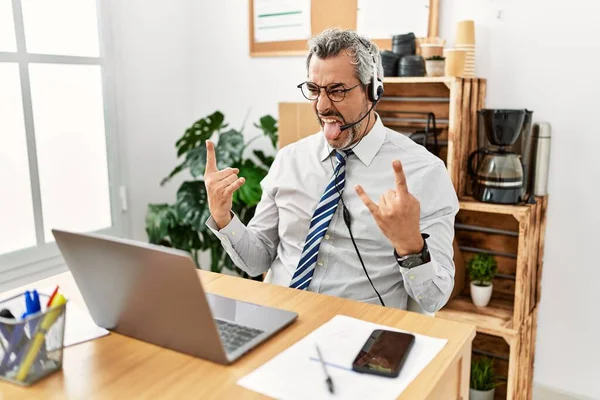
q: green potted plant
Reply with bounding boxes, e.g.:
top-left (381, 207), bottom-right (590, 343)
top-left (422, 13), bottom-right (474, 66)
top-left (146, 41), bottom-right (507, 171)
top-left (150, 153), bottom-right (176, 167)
top-left (467, 253), bottom-right (497, 307)
top-left (145, 110), bottom-right (278, 277)
top-left (425, 55), bottom-right (445, 77)
top-left (470, 356), bottom-right (503, 400)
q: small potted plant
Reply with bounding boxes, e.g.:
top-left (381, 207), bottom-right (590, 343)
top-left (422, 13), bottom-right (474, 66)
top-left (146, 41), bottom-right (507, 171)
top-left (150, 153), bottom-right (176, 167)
top-left (425, 55), bottom-right (445, 77)
top-left (467, 253), bottom-right (497, 307)
top-left (470, 357), bottom-right (503, 400)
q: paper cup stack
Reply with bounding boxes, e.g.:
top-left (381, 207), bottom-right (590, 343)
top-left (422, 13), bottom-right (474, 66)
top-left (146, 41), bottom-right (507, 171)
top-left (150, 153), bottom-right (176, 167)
top-left (444, 48), bottom-right (467, 77)
top-left (454, 20), bottom-right (476, 77)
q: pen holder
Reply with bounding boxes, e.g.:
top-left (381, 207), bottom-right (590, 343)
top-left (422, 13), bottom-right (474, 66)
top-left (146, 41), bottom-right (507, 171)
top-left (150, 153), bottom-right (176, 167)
top-left (0, 293), bottom-right (67, 386)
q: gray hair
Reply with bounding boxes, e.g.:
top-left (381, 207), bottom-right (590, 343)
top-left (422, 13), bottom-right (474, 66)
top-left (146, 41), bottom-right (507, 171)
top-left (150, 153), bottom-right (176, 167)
top-left (306, 29), bottom-right (384, 87)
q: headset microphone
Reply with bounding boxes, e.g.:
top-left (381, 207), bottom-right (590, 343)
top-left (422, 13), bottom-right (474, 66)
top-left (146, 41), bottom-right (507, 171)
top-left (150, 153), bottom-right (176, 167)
top-left (339, 100), bottom-right (378, 132)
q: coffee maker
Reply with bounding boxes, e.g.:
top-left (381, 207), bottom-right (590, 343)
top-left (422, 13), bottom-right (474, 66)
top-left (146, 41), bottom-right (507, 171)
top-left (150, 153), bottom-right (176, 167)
top-left (468, 109), bottom-right (534, 204)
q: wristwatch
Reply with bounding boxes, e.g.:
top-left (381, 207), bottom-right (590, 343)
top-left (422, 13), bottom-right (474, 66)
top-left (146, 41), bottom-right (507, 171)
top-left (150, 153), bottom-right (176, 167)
top-left (394, 234), bottom-right (431, 269)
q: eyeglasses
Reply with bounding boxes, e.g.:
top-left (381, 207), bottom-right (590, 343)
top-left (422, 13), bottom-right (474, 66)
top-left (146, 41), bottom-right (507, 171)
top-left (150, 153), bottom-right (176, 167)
top-left (297, 81), bottom-right (362, 102)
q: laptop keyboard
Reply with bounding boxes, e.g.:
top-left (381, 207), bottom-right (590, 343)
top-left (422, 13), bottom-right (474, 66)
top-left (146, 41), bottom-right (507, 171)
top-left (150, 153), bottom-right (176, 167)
top-left (215, 319), bottom-right (264, 354)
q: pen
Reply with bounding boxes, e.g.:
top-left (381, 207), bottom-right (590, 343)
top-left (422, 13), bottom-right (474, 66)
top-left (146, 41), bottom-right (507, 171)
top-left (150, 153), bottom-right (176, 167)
top-left (47, 286), bottom-right (59, 307)
top-left (315, 344), bottom-right (335, 394)
top-left (16, 293), bottom-right (67, 382)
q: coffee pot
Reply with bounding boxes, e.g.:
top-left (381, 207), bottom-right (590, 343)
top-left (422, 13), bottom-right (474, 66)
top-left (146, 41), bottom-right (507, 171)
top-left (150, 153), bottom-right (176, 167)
top-left (468, 109), bottom-right (530, 204)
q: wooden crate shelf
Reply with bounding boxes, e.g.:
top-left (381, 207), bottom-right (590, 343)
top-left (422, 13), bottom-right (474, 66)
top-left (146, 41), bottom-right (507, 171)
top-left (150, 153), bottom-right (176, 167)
top-left (441, 196), bottom-right (548, 329)
top-left (469, 308), bottom-right (539, 400)
top-left (436, 294), bottom-right (516, 340)
top-left (436, 196), bottom-right (547, 400)
top-left (459, 196), bottom-right (534, 218)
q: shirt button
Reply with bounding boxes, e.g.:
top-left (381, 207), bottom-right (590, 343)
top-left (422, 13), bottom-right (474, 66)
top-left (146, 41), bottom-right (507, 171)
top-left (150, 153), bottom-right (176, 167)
top-left (324, 235), bottom-right (330, 240)
top-left (418, 296), bottom-right (423, 300)
top-left (231, 231), bottom-right (236, 236)
top-left (317, 261), bottom-right (324, 267)
top-left (409, 275), bottom-right (415, 280)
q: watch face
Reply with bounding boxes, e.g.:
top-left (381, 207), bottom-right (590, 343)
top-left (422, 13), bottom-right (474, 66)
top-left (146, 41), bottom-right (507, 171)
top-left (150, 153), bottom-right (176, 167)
top-left (402, 256), bottom-right (423, 269)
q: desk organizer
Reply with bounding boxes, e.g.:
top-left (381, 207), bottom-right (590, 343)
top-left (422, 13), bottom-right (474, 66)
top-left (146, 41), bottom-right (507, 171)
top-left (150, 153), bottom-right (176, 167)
top-left (0, 292), bottom-right (66, 386)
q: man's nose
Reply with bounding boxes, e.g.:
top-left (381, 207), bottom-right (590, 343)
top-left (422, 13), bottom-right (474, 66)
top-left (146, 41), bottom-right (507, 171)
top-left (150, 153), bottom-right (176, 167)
top-left (315, 90), bottom-right (332, 114)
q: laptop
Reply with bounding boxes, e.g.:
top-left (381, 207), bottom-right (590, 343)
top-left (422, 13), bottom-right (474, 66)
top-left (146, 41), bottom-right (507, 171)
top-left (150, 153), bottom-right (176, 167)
top-left (51, 229), bottom-right (298, 365)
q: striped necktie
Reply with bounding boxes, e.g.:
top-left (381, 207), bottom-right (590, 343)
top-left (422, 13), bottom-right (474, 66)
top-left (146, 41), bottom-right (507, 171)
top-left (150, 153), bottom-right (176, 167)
top-left (289, 149), bottom-right (352, 290)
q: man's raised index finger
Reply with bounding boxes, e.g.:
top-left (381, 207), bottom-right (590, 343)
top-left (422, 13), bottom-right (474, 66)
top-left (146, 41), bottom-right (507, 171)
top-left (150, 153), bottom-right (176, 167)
top-left (393, 160), bottom-right (408, 193)
top-left (205, 140), bottom-right (218, 172)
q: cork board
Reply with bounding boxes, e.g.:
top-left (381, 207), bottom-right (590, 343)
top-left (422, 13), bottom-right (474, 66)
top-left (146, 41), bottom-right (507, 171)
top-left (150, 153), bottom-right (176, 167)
top-left (250, 0), bottom-right (439, 57)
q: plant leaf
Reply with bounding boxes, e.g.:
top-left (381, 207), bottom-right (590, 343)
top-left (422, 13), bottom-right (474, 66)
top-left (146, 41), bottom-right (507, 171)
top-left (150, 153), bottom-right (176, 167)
top-left (162, 111), bottom-right (227, 184)
top-left (253, 150), bottom-right (275, 168)
top-left (467, 253), bottom-right (498, 283)
top-left (175, 181), bottom-right (211, 232)
top-left (187, 143), bottom-right (208, 178)
top-left (215, 129), bottom-right (244, 169)
top-left (236, 159), bottom-right (268, 207)
top-left (168, 224), bottom-right (202, 252)
top-left (254, 115), bottom-right (278, 148)
top-left (175, 111), bottom-right (226, 158)
top-left (470, 356), bottom-right (502, 391)
top-left (145, 204), bottom-right (178, 244)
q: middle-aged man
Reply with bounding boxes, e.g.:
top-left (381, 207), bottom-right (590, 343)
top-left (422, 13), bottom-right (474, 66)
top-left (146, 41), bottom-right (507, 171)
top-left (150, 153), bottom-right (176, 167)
top-left (204, 28), bottom-right (459, 312)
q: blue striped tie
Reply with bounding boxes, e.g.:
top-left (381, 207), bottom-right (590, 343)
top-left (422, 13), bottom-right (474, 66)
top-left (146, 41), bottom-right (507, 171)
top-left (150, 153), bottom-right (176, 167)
top-left (289, 149), bottom-right (352, 290)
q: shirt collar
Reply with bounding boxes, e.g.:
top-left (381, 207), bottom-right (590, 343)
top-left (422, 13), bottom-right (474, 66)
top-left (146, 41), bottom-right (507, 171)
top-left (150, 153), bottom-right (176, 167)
top-left (319, 113), bottom-right (386, 167)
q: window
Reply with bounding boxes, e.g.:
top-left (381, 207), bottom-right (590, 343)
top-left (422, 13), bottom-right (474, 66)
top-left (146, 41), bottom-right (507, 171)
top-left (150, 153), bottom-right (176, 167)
top-left (0, 0), bottom-right (126, 286)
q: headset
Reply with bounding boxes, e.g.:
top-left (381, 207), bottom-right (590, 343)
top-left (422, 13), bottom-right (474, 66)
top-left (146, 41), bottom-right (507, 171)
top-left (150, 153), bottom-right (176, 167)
top-left (361, 38), bottom-right (384, 104)
top-left (339, 39), bottom-right (384, 132)
top-left (330, 37), bottom-right (387, 307)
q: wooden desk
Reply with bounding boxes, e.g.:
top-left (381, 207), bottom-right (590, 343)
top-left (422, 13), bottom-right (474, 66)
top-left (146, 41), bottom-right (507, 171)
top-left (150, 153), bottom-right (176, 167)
top-left (0, 271), bottom-right (475, 399)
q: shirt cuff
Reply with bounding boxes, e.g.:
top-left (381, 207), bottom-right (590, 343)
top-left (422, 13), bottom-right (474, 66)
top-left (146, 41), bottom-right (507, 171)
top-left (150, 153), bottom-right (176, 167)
top-left (205, 213), bottom-right (245, 246)
top-left (399, 260), bottom-right (437, 285)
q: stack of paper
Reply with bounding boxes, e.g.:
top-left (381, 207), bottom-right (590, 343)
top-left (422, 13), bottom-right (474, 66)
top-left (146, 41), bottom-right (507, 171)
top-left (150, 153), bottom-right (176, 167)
top-left (238, 315), bottom-right (447, 400)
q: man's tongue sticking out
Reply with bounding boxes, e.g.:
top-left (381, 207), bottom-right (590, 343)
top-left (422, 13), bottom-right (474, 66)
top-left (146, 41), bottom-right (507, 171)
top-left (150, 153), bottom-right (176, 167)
top-left (323, 119), bottom-right (342, 141)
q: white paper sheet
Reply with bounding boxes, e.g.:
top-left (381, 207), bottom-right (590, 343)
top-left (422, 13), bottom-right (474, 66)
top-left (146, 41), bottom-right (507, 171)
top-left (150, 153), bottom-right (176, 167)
top-left (357, 0), bottom-right (430, 39)
top-left (61, 300), bottom-right (109, 347)
top-left (42, 287), bottom-right (109, 347)
top-left (238, 315), bottom-right (447, 400)
top-left (254, 0), bottom-right (311, 43)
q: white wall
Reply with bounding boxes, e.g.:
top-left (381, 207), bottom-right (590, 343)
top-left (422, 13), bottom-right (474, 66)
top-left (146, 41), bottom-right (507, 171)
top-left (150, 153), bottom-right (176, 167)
top-left (440, 2), bottom-right (600, 398)
top-left (191, 2), bottom-right (307, 145)
top-left (111, 1), bottom-right (600, 398)
top-left (107, 0), bottom-right (196, 240)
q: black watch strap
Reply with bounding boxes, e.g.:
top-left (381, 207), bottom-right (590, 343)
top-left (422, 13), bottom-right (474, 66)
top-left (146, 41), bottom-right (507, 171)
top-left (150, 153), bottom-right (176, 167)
top-left (394, 233), bottom-right (431, 269)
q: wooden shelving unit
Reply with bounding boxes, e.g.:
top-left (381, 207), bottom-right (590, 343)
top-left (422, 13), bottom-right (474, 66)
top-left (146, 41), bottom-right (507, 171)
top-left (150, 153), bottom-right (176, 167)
top-left (436, 196), bottom-right (548, 400)
top-left (439, 197), bottom-right (547, 330)
top-left (379, 79), bottom-right (548, 400)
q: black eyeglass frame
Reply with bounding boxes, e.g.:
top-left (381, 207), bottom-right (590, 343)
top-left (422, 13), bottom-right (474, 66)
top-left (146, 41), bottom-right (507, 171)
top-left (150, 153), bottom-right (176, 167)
top-left (296, 81), bottom-right (362, 103)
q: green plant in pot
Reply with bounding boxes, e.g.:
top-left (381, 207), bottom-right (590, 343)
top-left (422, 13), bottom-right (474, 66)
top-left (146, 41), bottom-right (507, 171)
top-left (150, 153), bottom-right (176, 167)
top-left (467, 253), bottom-right (497, 307)
top-left (425, 55), bottom-right (445, 77)
top-left (145, 110), bottom-right (278, 278)
top-left (470, 356), bottom-right (503, 400)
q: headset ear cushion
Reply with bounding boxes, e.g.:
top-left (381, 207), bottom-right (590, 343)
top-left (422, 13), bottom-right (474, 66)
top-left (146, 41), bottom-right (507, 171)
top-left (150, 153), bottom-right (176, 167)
top-left (376, 80), bottom-right (384, 100)
top-left (366, 80), bottom-right (375, 103)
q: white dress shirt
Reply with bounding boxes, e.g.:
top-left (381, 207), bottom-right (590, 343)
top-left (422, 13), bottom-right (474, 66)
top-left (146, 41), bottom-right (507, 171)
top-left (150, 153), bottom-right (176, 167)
top-left (207, 115), bottom-right (459, 312)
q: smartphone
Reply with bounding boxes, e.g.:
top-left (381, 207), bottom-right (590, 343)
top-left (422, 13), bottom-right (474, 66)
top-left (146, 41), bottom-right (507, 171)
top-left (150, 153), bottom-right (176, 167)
top-left (351, 329), bottom-right (415, 378)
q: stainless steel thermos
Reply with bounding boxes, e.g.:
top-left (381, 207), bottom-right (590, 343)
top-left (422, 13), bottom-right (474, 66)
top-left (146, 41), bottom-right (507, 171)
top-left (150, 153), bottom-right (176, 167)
top-left (531, 122), bottom-right (551, 196)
